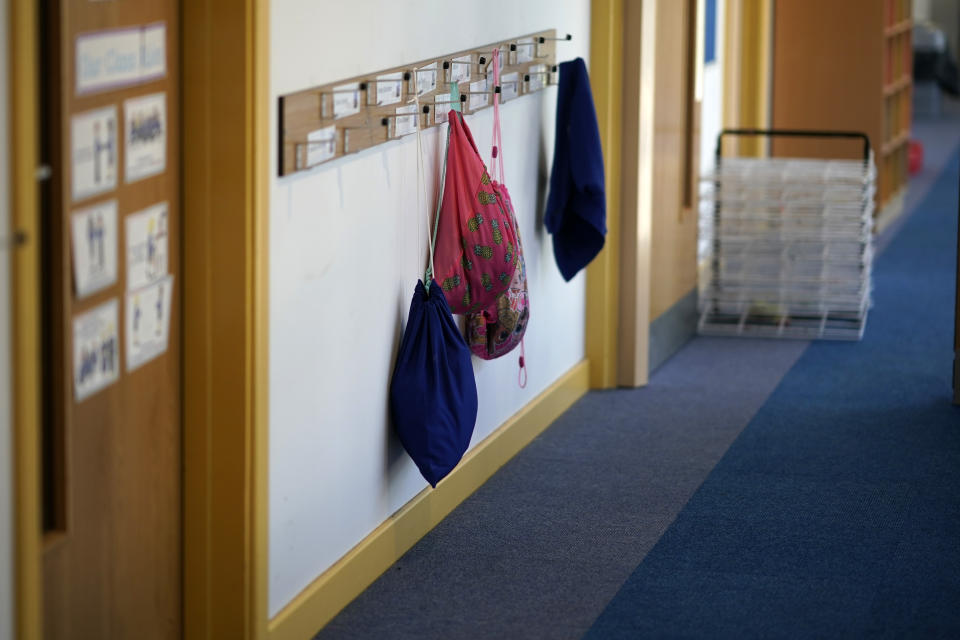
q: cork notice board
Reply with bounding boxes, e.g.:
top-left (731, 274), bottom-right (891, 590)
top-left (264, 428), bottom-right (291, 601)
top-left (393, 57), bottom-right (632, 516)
top-left (42, 0), bottom-right (182, 637)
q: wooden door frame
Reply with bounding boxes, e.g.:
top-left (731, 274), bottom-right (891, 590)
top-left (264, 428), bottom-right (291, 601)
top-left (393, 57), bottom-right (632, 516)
top-left (10, 0), bottom-right (43, 636)
top-left (181, 0), bottom-right (269, 637)
top-left (10, 0), bottom-right (271, 638)
top-left (587, 0), bottom-right (627, 389)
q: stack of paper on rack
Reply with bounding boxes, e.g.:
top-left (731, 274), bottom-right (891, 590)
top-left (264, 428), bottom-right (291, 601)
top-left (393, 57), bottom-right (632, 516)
top-left (698, 155), bottom-right (876, 340)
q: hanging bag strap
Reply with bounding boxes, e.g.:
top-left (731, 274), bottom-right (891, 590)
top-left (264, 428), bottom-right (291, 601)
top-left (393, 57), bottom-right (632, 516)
top-left (423, 84), bottom-right (459, 286)
top-left (490, 49), bottom-right (505, 184)
top-left (489, 51), bottom-right (527, 388)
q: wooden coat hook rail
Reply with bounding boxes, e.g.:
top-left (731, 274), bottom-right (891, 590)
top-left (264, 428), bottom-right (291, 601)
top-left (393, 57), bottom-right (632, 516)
top-left (277, 29), bottom-right (572, 177)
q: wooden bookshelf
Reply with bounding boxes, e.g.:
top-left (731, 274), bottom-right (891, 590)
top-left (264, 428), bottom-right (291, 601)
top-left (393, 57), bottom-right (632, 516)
top-left (771, 0), bottom-right (912, 221)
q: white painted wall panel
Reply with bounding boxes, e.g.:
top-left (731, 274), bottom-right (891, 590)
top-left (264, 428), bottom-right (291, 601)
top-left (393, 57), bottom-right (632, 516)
top-left (269, 0), bottom-right (592, 616)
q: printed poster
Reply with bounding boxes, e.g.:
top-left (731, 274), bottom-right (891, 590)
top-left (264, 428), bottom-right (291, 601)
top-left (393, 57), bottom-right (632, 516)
top-left (70, 200), bottom-right (118, 298)
top-left (376, 72), bottom-right (403, 106)
top-left (125, 202), bottom-right (168, 291)
top-left (71, 106), bottom-right (118, 202)
top-left (124, 92), bottom-right (167, 182)
top-left (73, 298), bottom-right (120, 401)
top-left (125, 275), bottom-right (173, 371)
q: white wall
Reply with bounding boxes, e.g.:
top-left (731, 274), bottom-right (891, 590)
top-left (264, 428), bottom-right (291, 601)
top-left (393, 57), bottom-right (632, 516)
top-left (269, 0), bottom-right (591, 616)
top-left (0, 0), bottom-right (16, 634)
top-left (699, 0), bottom-right (724, 262)
top-left (699, 0), bottom-right (724, 176)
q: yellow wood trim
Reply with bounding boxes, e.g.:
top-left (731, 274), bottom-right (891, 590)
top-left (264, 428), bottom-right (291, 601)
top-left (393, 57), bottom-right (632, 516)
top-left (722, 0), bottom-right (743, 131)
top-left (252, 0), bottom-right (271, 637)
top-left (267, 360), bottom-right (591, 640)
top-left (616, 0), bottom-right (651, 387)
top-left (10, 0), bottom-right (42, 636)
top-left (736, 0), bottom-right (772, 156)
top-left (586, 0), bottom-right (623, 389)
top-left (182, 0), bottom-right (269, 637)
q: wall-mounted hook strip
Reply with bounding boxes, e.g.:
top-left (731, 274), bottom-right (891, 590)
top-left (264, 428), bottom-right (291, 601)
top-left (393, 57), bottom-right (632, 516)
top-left (458, 88), bottom-right (496, 96)
top-left (319, 82), bottom-right (369, 94)
top-left (279, 29), bottom-right (565, 176)
top-left (526, 66), bottom-right (559, 76)
top-left (368, 73), bottom-right (412, 83)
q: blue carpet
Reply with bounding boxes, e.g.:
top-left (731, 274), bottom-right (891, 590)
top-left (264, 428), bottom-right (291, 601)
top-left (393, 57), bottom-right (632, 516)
top-left (318, 338), bottom-right (808, 640)
top-left (585, 153), bottom-right (960, 638)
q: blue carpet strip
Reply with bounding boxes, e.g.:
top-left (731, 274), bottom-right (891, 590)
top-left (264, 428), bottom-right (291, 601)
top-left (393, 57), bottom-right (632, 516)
top-left (584, 152), bottom-right (960, 638)
top-left (319, 336), bottom-right (809, 639)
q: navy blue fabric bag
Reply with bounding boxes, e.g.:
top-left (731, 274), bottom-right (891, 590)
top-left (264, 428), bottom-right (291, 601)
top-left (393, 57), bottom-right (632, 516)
top-left (390, 279), bottom-right (478, 487)
top-left (544, 57), bottom-right (607, 281)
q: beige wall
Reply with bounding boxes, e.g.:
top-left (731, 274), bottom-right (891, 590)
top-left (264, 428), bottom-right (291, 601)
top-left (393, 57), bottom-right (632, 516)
top-left (649, 0), bottom-right (700, 320)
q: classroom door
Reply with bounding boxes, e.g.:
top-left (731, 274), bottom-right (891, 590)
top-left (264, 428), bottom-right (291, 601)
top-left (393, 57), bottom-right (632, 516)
top-left (40, 1), bottom-right (181, 637)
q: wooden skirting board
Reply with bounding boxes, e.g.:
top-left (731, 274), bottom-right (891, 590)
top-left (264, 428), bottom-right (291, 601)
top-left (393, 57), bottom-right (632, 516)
top-left (875, 187), bottom-right (907, 235)
top-left (267, 359), bottom-right (591, 640)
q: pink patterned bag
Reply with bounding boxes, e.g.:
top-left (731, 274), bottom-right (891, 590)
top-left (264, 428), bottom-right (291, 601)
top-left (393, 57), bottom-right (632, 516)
top-left (431, 94), bottom-right (519, 319)
top-left (465, 49), bottom-right (530, 385)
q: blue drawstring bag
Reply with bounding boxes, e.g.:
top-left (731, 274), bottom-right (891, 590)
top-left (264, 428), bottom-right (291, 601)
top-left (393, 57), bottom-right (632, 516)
top-left (545, 57), bottom-right (607, 281)
top-left (390, 279), bottom-right (478, 487)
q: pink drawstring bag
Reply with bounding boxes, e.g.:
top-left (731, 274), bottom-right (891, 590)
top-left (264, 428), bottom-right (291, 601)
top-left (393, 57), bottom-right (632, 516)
top-left (464, 49), bottom-right (530, 386)
top-left (431, 93), bottom-right (519, 319)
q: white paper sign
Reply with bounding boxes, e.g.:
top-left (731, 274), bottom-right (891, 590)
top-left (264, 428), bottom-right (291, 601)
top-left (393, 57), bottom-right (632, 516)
top-left (71, 106), bottom-right (118, 202)
top-left (75, 23), bottom-right (166, 95)
top-left (126, 275), bottom-right (173, 371)
top-left (516, 38), bottom-right (535, 64)
top-left (70, 200), bottom-right (118, 298)
top-left (501, 72), bottom-right (519, 101)
top-left (450, 55), bottom-right (472, 83)
top-left (305, 126), bottom-right (336, 168)
top-left (395, 104), bottom-right (417, 137)
top-left (528, 64), bottom-right (547, 91)
top-left (469, 78), bottom-right (489, 111)
top-left (124, 92), bottom-right (166, 183)
top-left (76, 28), bottom-right (140, 95)
top-left (140, 23), bottom-right (167, 82)
top-left (376, 72), bottom-right (403, 106)
top-left (73, 298), bottom-right (120, 401)
top-left (434, 95), bottom-right (450, 123)
top-left (416, 62), bottom-right (437, 96)
top-left (125, 202), bottom-right (168, 291)
top-left (333, 83), bottom-right (360, 119)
